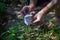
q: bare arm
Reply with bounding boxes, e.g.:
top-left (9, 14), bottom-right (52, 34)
top-left (32, 0), bottom-right (58, 24)
top-left (38, 0), bottom-right (57, 16)
top-left (29, 0), bottom-right (37, 6)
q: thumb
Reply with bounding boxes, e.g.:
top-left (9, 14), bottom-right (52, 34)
top-left (33, 18), bottom-right (40, 23)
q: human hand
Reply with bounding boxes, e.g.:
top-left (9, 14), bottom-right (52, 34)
top-left (21, 5), bottom-right (34, 15)
top-left (32, 11), bottom-right (45, 25)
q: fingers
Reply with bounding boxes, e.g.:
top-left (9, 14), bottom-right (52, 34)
top-left (21, 6), bottom-right (29, 15)
top-left (33, 16), bottom-right (40, 23)
top-left (32, 16), bottom-right (43, 25)
top-left (23, 6), bottom-right (30, 12)
top-left (33, 18), bottom-right (40, 23)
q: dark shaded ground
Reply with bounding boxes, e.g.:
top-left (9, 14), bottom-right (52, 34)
top-left (0, 6), bottom-right (60, 34)
top-left (0, 5), bottom-right (60, 40)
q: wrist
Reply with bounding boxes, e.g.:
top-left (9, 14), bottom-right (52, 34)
top-left (37, 11), bottom-right (46, 18)
top-left (29, 4), bottom-right (35, 8)
top-left (38, 11), bottom-right (45, 15)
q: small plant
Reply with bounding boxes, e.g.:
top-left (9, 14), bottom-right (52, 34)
top-left (0, 0), bottom-right (60, 40)
top-left (0, 17), bottom-right (60, 40)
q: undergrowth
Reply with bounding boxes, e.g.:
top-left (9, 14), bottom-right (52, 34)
top-left (0, 17), bottom-right (60, 40)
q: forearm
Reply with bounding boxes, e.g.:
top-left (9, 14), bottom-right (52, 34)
top-left (29, 0), bottom-right (37, 7)
top-left (38, 0), bottom-right (57, 16)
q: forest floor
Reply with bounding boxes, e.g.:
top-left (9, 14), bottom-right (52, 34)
top-left (0, 6), bottom-right (60, 40)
